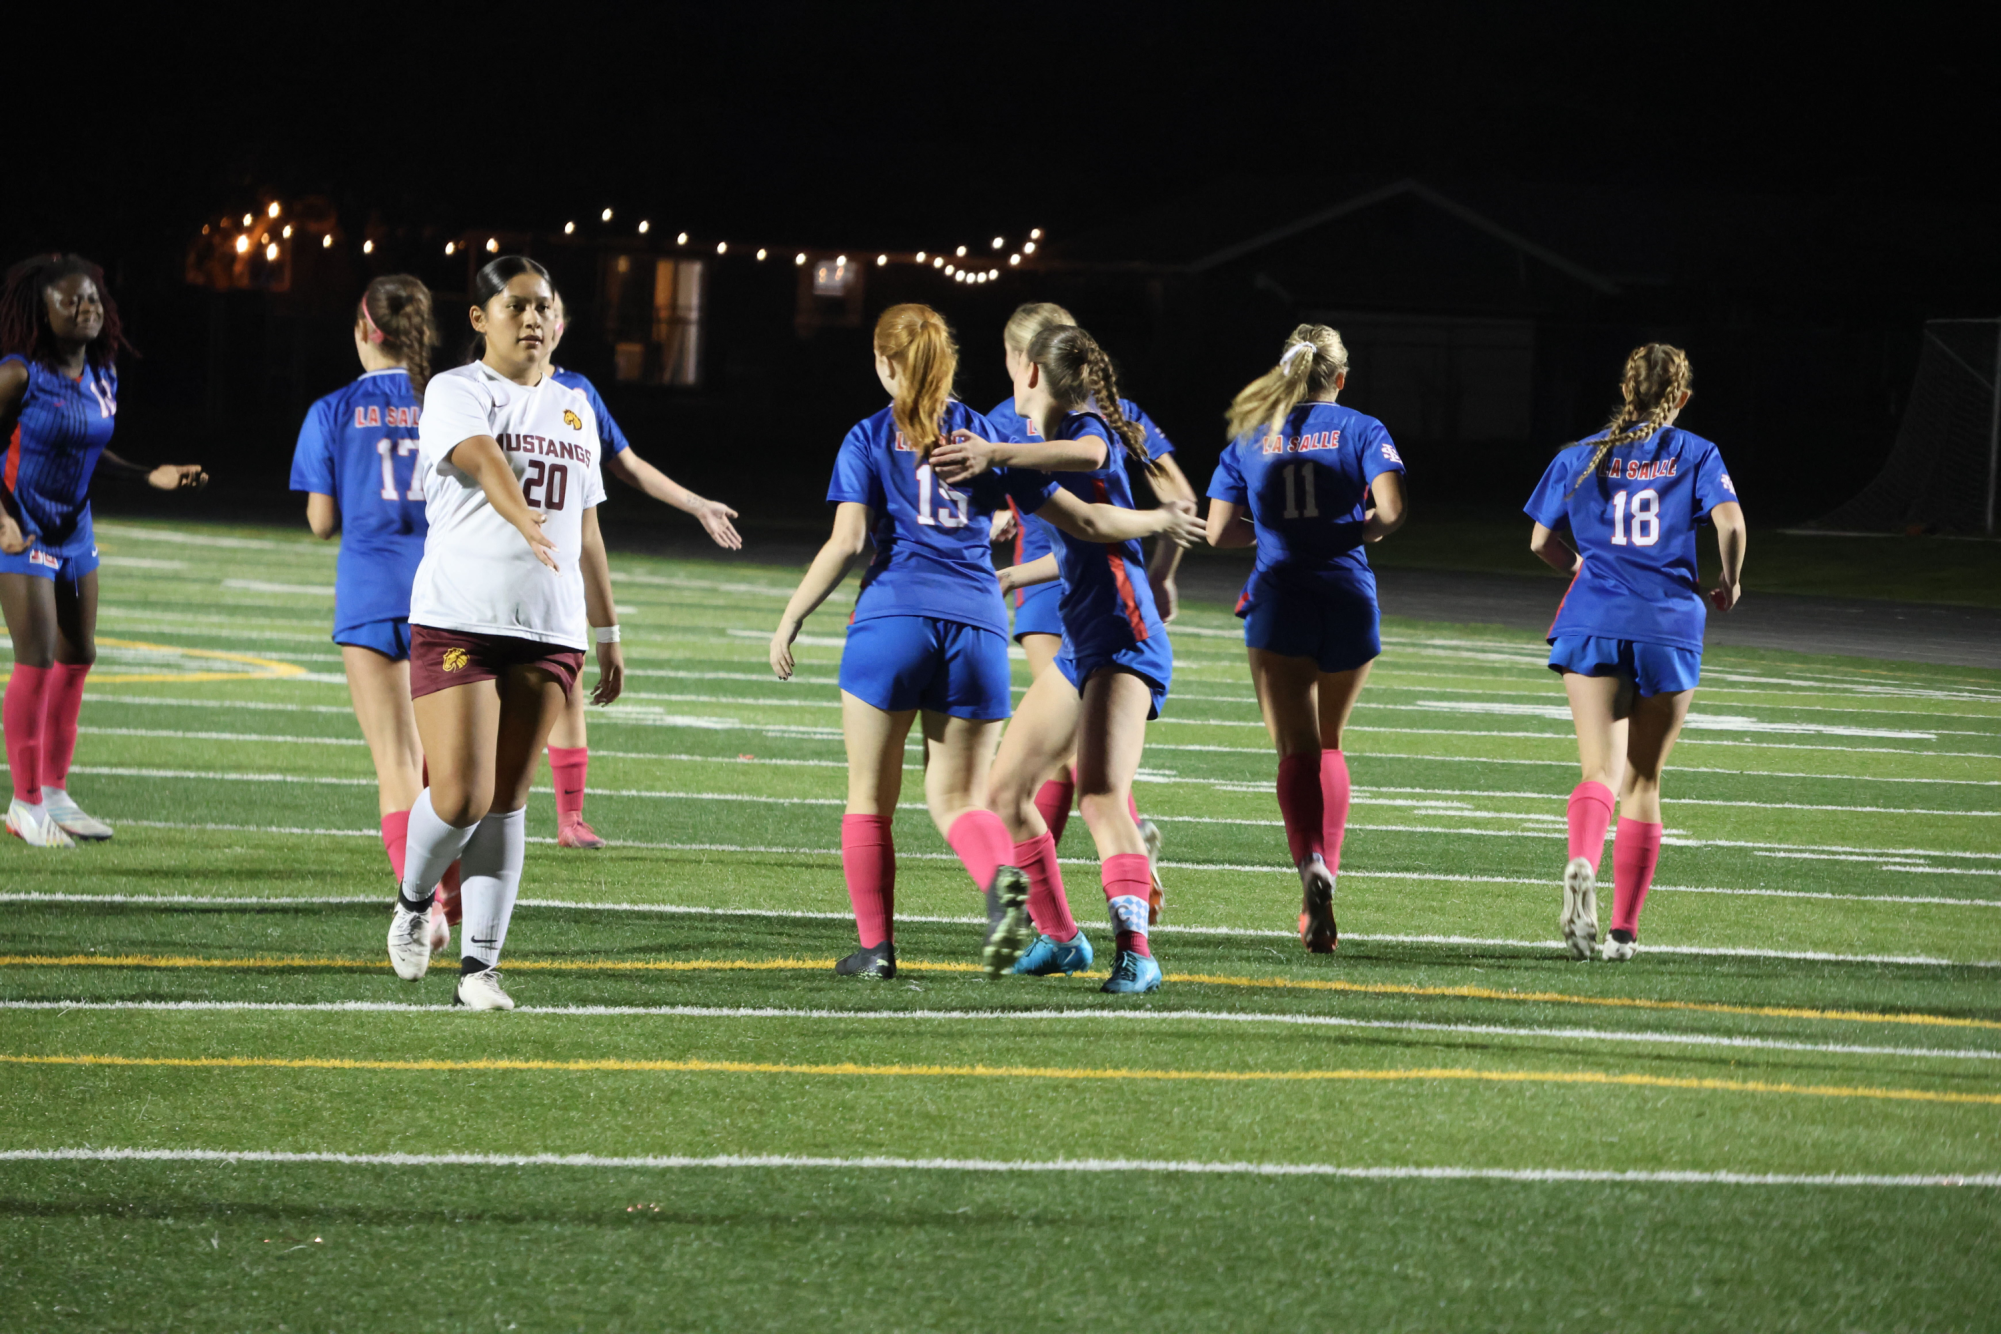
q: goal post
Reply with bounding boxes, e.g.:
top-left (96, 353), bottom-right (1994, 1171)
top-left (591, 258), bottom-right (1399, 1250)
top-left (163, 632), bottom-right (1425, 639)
top-left (1811, 318), bottom-right (2001, 536)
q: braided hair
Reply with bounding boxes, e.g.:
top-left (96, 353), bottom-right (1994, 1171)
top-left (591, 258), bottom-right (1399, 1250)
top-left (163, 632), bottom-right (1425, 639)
top-left (1565, 344), bottom-right (1693, 498)
top-left (0, 253), bottom-right (128, 369)
top-left (1225, 323), bottom-right (1348, 442)
top-left (360, 275), bottom-right (438, 394)
top-left (1023, 324), bottom-right (1153, 474)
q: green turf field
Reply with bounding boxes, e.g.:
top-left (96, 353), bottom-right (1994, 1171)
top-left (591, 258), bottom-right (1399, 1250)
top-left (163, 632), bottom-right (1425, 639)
top-left (2, 517), bottom-right (1997, 1332)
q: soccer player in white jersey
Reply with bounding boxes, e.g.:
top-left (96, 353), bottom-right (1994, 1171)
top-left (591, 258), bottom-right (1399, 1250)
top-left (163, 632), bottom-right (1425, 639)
top-left (385, 256), bottom-right (624, 1009)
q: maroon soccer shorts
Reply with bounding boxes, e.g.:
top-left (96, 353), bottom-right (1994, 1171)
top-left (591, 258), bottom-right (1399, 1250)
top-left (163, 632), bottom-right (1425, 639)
top-left (408, 626), bottom-right (585, 700)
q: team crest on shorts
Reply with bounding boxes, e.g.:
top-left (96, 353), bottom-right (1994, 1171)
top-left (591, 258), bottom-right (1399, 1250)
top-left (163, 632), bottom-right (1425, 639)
top-left (442, 647), bottom-right (469, 672)
top-left (563, 409), bottom-right (582, 430)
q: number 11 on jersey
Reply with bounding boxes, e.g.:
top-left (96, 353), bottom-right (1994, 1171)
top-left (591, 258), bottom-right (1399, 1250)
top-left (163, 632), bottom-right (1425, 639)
top-left (1281, 461), bottom-right (1319, 519)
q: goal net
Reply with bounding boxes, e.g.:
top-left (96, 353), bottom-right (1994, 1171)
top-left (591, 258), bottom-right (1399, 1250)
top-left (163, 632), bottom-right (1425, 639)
top-left (1812, 318), bottom-right (2001, 535)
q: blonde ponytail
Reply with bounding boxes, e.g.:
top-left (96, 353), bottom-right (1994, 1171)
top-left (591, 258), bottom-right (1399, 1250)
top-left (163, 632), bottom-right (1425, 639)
top-left (873, 303), bottom-right (957, 460)
top-left (1226, 323), bottom-right (1348, 443)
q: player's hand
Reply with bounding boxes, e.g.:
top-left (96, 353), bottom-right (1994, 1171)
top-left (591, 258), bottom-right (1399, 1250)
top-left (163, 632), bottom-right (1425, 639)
top-left (770, 618), bottom-right (800, 680)
top-left (0, 511), bottom-right (29, 556)
top-left (989, 507), bottom-right (1018, 546)
top-left (149, 463), bottom-right (208, 492)
top-left (693, 498), bottom-right (743, 550)
top-left (931, 432), bottom-right (996, 484)
top-left (1709, 579), bottom-right (1741, 612)
top-left (1150, 573), bottom-right (1180, 624)
top-left (1155, 499), bottom-right (1203, 549)
top-left (517, 511), bottom-right (559, 571)
top-left (590, 640), bottom-right (625, 706)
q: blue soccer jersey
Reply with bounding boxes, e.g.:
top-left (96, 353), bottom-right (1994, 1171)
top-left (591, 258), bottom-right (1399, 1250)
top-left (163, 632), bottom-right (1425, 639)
top-left (549, 367), bottom-right (631, 455)
top-left (827, 401), bottom-right (1054, 637)
top-left (288, 368), bottom-right (429, 635)
top-left (2, 354), bottom-right (118, 552)
top-left (1037, 412), bottom-right (1167, 653)
top-left (1524, 425), bottom-right (1738, 651)
top-left (987, 395), bottom-right (1175, 572)
top-left (1207, 402), bottom-right (1406, 605)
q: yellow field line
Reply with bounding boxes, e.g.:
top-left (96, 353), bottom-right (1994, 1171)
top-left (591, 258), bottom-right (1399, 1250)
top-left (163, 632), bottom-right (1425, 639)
top-left (4, 953), bottom-right (1996, 1033)
top-left (4, 1051), bottom-right (1997, 1107)
top-left (44, 638), bottom-right (307, 685)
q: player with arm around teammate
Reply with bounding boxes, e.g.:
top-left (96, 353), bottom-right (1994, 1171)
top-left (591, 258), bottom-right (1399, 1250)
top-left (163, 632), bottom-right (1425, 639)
top-left (385, 256), bottom-right (624, 1009)
top-left (971, 301), bottom-right (1190, 920)
top-left (770, 305), bottom-right (1200, 980)
top-left (0, 254), bottom-right (207, 847)
top-left (947, 324), bottom-right (1200, 994)
top-left (539, 291), bottom-right (740, 848)
top-left (1525, 343), bottom-right (1746, 961)
top-left (1206, 325), bottom-right (1406, 953)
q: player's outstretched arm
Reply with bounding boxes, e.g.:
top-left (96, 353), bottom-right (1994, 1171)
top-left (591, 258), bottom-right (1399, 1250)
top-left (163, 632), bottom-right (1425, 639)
top-left (579, 506), bottom-right (624, 705)
top-left (606, 447), bottom-right (742, 550)
top-left (1363, 472), bottom-right (1407, 543)
top-left (771, 502), bottom-right (871, 680)
top-left (998, 554), bottom-right (1060, 596)
top-left (1529, 522), bottom-right (1579, 576)
top-left (1709, 501), bottom-right (1747, 612)
top-left (1039, 491), bottom-right (1202, 547)
top-left (931, 430), bottom-right (1109, 483)
top-left (446, 434), bottom-right (558, 571)
top-left (98, 451), bottom-right (209, 492)
top-left (1205, 498), bottom-right (1256, 549)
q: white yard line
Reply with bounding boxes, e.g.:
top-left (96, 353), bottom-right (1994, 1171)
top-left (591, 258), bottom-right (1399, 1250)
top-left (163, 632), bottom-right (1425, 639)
top-left (3, 1147), bottom-right (1994, 1188)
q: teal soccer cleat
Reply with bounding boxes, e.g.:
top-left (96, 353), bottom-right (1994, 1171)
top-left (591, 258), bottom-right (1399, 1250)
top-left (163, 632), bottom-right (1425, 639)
top-left (1011, 930), bottom-right (1095, 976)
top-left (1100, 948), bottom-right (1162, 995)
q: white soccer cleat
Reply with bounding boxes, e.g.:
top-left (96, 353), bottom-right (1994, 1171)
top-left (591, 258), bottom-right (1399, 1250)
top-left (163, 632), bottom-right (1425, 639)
top-left (40, 788), bottom-right (112, 841)
top-left (1560, 856), bottom-right (1598, 960)
top-left (6, 798), bottom-right (75, 849)
top-left (387, 904), bottom-right (433, 980)
top-left (1601, 932), bottom-right (1637, 962)
top-left (454, 968), bottom-right (514, 1010)
top-left (1138, 817), bottom-right (1166, 924)
top-left (426, 903), bottom-right (451, 954)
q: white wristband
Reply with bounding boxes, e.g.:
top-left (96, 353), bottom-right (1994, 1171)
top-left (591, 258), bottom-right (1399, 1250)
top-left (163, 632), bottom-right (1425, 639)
top-left (594, 624), bottom-right (621, 644)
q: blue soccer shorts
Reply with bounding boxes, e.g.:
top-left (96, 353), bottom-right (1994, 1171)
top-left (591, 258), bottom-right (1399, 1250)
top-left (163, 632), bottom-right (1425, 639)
top-left (839, 615), bottom-right (1014, 720)
top-left (334, 617), bottom-right (414, 663)
top-left (1547, 635), bottom-right (1701, 696)
top-left (1241, 584), bottom-right (1381, 674)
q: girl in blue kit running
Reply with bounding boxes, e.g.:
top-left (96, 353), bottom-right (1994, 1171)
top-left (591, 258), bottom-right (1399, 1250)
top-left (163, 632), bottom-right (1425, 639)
top-left (1207, 324), bottom-right (1406, 954)
top-left (1525, 343), bottom-right (1746, 961)
top-left (290, 275), bottom-right (458, 949)
top-left (0, 254), bottom-right (207, 848)
top-left (771, 305), bottom-right (1199, 980)
top-left (939, 324), bottom-right (1197, 995)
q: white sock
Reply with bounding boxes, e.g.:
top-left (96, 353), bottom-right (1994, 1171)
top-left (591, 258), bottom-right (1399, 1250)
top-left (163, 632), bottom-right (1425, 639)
top-left (399, 789), bottom-right (476, 912)
top-left (458, 806), bottom-right (526, 970)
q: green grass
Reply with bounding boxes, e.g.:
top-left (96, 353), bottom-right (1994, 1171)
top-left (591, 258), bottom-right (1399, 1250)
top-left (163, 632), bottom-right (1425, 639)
top-left (1, 516), bottom-right (1998, 1332)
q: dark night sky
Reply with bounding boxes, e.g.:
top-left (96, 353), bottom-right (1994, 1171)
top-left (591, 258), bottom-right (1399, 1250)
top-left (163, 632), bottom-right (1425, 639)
top-left (15, 2), bottom-right (1996, 267)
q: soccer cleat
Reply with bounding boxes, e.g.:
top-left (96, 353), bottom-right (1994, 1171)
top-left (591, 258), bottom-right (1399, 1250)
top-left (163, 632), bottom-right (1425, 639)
top-left (1601, 929), bottom-right (1637, 962)
top-left (426, 902), bottom-right (451, 954)
top-left (557, 818), bottom-right (607, 849)
top-left (834, 942), bottom-right (897, 979)
top-left (5, 799), bottom-right (74, 849)
top-left (1012, 930), bottom-right (1095, 976)
top-left (981, 865), bottom-right (1035, 976)
top-left (387, 904), bottom-right (433, 980)
top-left (1100, 948), bottom-right (1162, 995)
top-left (1298, 854), bottom-right (1338, 954)
top-left (1138, 817), bottom-right (1166, 924)
top-left (453, 968), bottom-right (515, 1010)
top-left (1560, 856), bottom-right (1599, 960)
top-left (40, 788), bottom-right (111, 841)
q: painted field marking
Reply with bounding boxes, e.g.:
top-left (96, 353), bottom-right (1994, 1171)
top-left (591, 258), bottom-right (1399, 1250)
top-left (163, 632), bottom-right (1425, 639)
top-left (7, 999), bottom-right (1996, 1064)
top-left (4, 953), bottom-right (1996, 1025)
top-left (221, 579), bottom-right (335, 597)
top-left (48, 639), bottom-right (308, 686)
top-left (5, 1147), bottom-right (1993, 1188)
top-left (94, 522), bottom-right (315, 552)
top-left (5, 1051), bottom-right (1998, 1107)
top-left (1142, 743), bottom-right (2001, 785)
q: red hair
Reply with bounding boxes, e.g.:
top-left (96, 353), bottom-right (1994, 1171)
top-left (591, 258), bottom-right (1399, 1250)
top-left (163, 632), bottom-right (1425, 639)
top-left (0, 253), bottom-right (129, 369)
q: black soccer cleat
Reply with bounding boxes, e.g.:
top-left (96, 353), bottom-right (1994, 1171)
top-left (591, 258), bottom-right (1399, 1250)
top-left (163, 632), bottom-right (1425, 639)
top-left (981, 865), bottom-right (1035, 977)
top-left (835, 942), bottom-right (897, 979)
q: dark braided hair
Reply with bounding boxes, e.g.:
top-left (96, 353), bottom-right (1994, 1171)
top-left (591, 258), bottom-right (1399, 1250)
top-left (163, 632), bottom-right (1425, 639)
top-left (1564, 343), bottom-right (1694, 499)
top-left (360, 275), bottom-right (438, 394)
top-left (0, 253), bottom-right (129, 369)
top-left (1023, 324), bottom-right (1154, 474)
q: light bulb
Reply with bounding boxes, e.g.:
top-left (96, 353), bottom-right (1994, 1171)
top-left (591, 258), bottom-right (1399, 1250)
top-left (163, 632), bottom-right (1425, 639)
top-left (932, 257), bottom-right (943, 268)
top-left (242, 213), bottom-right (253, 226)
top-left (876, 254), bottom-right (887, 266)
top-left (444, 241), bottom-right (455, 255)
top-left (716, 241), bottom-right (727, 254)
top-left (281, 224), bottom-right (293, 238)
top-left (267, 202), bottom-right (281, 218)
top-left (1023, 241), bottom-right (1036, 254)
top-left (915, 251), bottom-right (927, 262)
top-left (362, 240), bottom-right (374, 255)
top-left (321, 234), bottom-right (333, 249)
top-left (265, 242), bottom-right (280, 261)
top-left (837, 255), bottom-right (847, 266)
top-left (1009, 254), bottom-right (1020, 265)
top-left (1029, 228), bottom-right (1042, 239)
top-left (756, 248), bottom-right (767, 260)
top-left (601, 208), bottom-right (613, 221)
top-left (944, 264), bottom-right (954, 275)
top-left (234, 235), bottom-right (249, 254)
top-left (955, 245), bottom-right (967, 257)
top-left (795, 253), bottom-right (807, 265)
top-left (638, 221), bottom-right (651, 234)
top-left (991, 236), bottom-right (1003, 249)
top-left (564, 221), bottom-right (575, 234)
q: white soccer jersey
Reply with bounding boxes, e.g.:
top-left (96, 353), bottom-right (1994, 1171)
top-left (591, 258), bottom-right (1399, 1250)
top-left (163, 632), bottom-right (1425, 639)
top-left (410, 360), bottom-right (608, 649)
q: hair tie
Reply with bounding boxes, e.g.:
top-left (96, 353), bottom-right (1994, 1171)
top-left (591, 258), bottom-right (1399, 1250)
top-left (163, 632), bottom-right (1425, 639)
top-left (359, 298), bottom-right (386, 345)
top-left (1278, 342), bottom-right (1314, 373)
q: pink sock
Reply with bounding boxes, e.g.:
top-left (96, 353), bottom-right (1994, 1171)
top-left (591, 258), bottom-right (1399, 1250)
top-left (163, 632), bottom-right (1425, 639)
top-left (1274, 752), bottom-right (1323, 864)
top-left (1321, 750), bottom-right (1352, 875)
top-left (380, 810), bottom-right (411, 883)
top-left (1567, 781), bottom-right (1615, 868)
top-left (39, 662), bottom-right (89, 789)
top-left (1611, 819), bottom-right (1663, 937)
top-left (946, 809), bottom-right (1014, 892)
top-left (1013, 832), bottom-right (1076, 939)
top-left (3, 664), bottom-right (50, 802)
top-left (841, 814), bottom-right (896, 949)
top-left (1103, 852), bottom-right (1154, 957)
top-left (549, 745), bottom-right (588, 824)
top-left (1033, 772), bottom-right (1075, 846)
